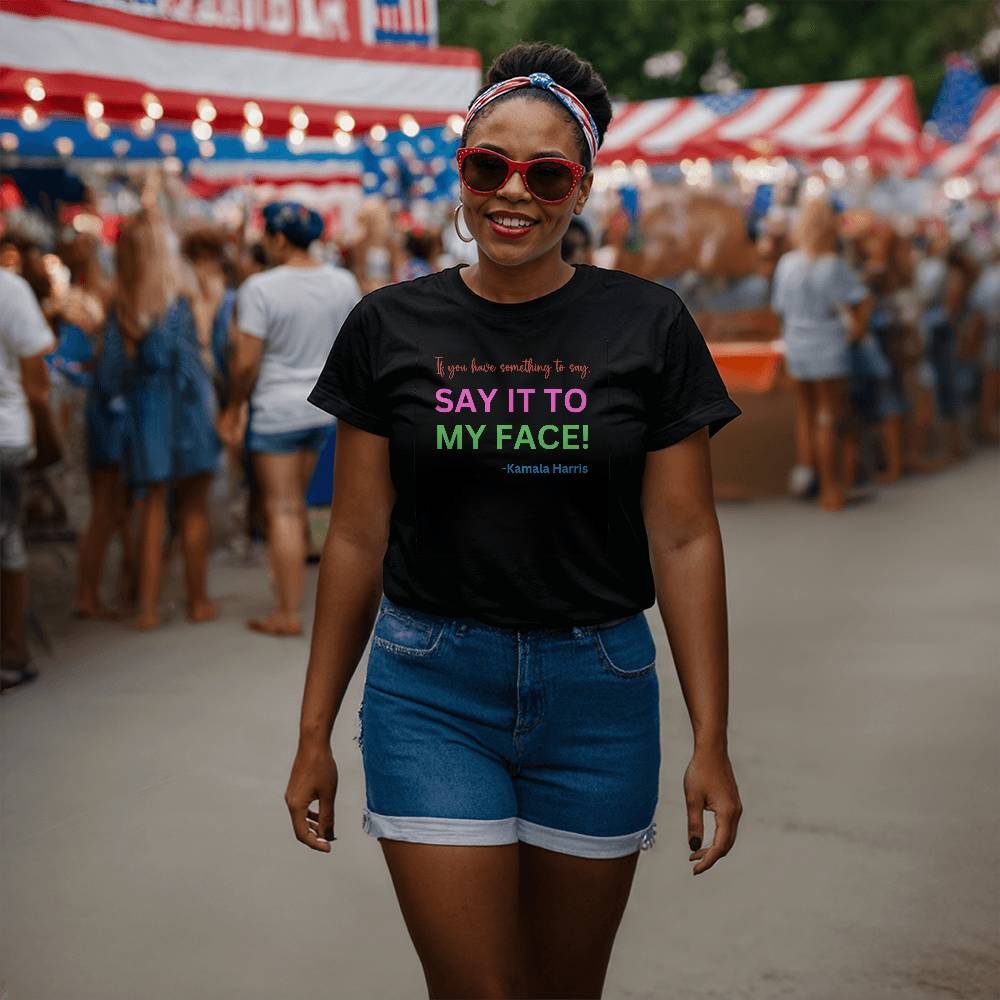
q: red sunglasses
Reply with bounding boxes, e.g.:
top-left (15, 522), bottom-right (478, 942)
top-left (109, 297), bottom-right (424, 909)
top-left (456, 147), bottom-right (587, 204)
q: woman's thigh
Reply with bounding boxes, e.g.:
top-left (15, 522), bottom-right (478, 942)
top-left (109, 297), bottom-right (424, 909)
top-left (251, 452), bottom-right (303, 512)
top-left (379, 840), bottom-right (522, 999)
top-left (518, 842), bottom-right (640, 999)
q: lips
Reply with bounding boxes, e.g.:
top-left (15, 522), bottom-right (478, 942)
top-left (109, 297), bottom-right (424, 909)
top-left (486, 212), bottom-right (538, 239)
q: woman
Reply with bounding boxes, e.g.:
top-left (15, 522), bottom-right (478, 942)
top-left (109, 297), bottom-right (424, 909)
top-left (771, 196), bottom-right (871, 511)
top-left (219, 201), bottom-right (361, 637)
top-left (47, 234), bottom-right (134, 618)
top-left (286, 43), bottom-right (744, 999)
top-left (109, 198), bottom-right (220, 629)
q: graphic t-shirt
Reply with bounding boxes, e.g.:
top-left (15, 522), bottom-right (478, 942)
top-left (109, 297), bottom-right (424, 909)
top-left (308, 263), bottom-right (741, 629)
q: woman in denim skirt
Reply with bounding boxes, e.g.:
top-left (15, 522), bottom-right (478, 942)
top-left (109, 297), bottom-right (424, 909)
top-left (285, 42), bottom-right (744, 999)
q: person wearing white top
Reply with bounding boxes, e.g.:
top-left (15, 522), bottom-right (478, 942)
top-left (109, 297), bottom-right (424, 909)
top-left (0, 269), bottom-right (56, 690)
top-left (219, 202), bottom-right (360, 636)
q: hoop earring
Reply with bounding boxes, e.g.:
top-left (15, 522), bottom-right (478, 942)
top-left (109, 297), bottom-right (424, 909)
top-left (453, 203), bottom-right (475, 244)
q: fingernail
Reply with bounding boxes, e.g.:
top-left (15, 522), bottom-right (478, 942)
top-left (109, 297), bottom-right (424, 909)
top-left (317, 837), bottom-right (328, 844)
top-left (689, 836), bottom-right (701, 851)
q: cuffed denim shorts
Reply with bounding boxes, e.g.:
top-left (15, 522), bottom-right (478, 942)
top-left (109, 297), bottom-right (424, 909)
top-left (356, 595), bottom-right (661, 859)
top-left (245, 423), bottom-right (333, 455)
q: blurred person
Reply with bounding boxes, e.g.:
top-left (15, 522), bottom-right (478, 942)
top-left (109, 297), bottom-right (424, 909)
top-left (394, 227), bottom-right (438, 283)
top-left (771, 196), bottom-right (872, 511)
top-left (181, 225), bottom-right (237, 404)
top-left (911, 221), bottom-right (967, 464)
top-left (109, 192), bottom-right (221, 630)
top-left (0, 267), bottom-right (56, 691)
top-left (219, 201), bottom-right (360, 637)
top-left (968, 239), bottom-right (1000, 444)
top-left (42, 234), bottom-right (134, 618)
top-left (561, 216), bottom-right (592, 264)
top-left (286, 42), bottom-right (743, 1000)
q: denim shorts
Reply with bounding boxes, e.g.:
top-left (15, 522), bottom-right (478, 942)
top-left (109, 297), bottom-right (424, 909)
top-left (356, 595), bottom-right (661, 859)
top-left (245, 423), bottom-right (333, 454)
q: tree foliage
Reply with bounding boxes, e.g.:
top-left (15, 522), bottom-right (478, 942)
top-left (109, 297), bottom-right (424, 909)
top-left (439, 0), bottom-right (996, 116)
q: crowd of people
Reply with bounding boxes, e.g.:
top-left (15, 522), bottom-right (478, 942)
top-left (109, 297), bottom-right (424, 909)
top-left (0, 170), bottom-right (997, 691)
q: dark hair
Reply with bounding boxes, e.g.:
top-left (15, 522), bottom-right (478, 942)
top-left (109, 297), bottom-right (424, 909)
top-left (462, 42), bottom-right (613, 170)
top-left (181, 225), bottom-right (230, 264)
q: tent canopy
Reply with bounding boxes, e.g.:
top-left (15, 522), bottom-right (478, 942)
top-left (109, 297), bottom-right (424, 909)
top-left (0, 0), bottom-right (479, 137)
top-left (599, 77), bottom-right (921, 167)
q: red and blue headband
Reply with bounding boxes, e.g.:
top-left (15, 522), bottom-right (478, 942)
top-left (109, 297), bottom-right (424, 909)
top-left (463, 72), bottom-right (599, 166)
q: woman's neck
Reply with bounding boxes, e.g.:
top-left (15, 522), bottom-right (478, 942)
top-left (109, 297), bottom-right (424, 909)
top-left (284, 248), bottom-right (320, 268)
top-left (461, 247), bottom-right (575, 304)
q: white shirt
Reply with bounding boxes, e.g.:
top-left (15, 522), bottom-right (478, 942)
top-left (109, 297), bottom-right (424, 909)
top-left (0, 270), bottom-right (56, 449)
top-left (237, 264), bottom-right (361, 434)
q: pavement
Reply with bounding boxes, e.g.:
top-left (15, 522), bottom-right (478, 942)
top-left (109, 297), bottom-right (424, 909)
top-left (2, 450), bottom-right (998, 1000)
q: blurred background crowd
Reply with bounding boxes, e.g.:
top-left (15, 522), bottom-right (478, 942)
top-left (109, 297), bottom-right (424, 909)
top-left (1, 0), bottom-right (998, 691)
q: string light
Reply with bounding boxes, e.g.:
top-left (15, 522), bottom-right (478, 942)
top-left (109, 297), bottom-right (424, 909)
top-left (446, 114), bottom-right (465, 135)
top-left (192, 118), bottom-right (213, 141)
top-left (198, 140), bottom-right (216, 158)
top-left (242, 125), bottom-right (263, 149)
top-left (54, 137), bottom-right (74, 157)
top-left (24, 78), bottom-right (45, 102)
top-left (0, 133), bottom-right (19, 152)
top-left (335, 111), bottom-right (355, 133)
top-left (369, 123), bottom-right (387, 141)
top-left (19, 105), bottom-right (40, 128)
top-left (289, 105), bottom-right (309, 130)
top-left (399, 113), bottom-right (419, 137)
top-left (135, 116), bottom-right (155, 137)
top-left (287, 127), bottom-right (305, 147)
top-left (112, 139), bottom-right (130, 157)
top-left (243, 101), bottom-right (263, 128)
top-left (334, 129), bottom-right (352, 149)
top-left (84, 93), bottom-right (104, 119)
top-left (143, 93), bottom-right (163, 120)
top-left (196, 98), bottom-right (217, 123)
top-left (89, 120), bottom-right (111, 140)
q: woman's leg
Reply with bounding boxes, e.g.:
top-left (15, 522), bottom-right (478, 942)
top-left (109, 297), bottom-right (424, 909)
top-left (379, 840), bottom-right (523, 999)
top-left (176, 472), bottom-right (217, 622)
top-left (875, 414), bottom-right (904, 483)
top-left (518, 843), bottom-right (641, 999)
top-left (75, 466), bottom-right (124, 618)
top-left (979, 365), bottom-right (1000, 444)
top-left (792, 378), bottom-right (816, 471)
top-left (251, 451), bottom-right (307, 633)
top-left (297, 447), bottom-right (322, 561)
top-left (814, 377), bottom-right (849, 511)
top-left (135, 482), bottom-right (168, 629)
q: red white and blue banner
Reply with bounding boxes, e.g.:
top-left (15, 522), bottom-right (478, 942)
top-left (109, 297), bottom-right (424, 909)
top-left (600, 77), bottom-right (922, 167)
top-left (0, 0), bottom-right (477, 137)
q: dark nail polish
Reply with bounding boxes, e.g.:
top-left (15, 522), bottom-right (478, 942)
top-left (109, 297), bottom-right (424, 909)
top-left (689, 836), bottom-right (701, 851)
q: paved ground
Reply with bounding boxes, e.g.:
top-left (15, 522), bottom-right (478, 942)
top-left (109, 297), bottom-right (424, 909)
top-left (2, 451), bottom-right (998, 1000)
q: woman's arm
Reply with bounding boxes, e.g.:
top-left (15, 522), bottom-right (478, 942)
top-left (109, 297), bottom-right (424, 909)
top-left (285, 421), bottom-right (394, 852)
top-left (641, 426), bottom-right (743, 875)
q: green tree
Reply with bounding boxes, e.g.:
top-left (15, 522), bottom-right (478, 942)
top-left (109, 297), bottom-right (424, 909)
top-left (439, 0), bottom-right (996, 116)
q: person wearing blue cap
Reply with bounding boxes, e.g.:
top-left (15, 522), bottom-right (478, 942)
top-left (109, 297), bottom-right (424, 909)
top-left (219, 200), bottom-right (360, 637)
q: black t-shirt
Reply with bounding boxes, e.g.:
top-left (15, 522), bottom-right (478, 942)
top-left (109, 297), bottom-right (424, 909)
top-left (308, 263), bottom-right (741, 628)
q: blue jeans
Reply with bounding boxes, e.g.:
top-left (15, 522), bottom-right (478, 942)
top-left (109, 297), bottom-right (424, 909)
top-left (245, 423), bottom-right (333, 454)
top-left (356, 595), bottom-right (661, 858)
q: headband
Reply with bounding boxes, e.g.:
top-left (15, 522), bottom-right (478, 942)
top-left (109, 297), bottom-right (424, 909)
top-left (464, 71), bottom-right (599, 166)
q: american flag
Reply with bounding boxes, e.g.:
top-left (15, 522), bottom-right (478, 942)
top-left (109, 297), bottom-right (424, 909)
top-left (927, 53), bottom-right (987, 143)
top-left (367, 0), bottom-right (438, 46)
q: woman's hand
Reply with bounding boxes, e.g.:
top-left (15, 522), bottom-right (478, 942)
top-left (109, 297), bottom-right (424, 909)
top-left (217, 403), bottom-right (247, 447)
top-left (285, 738), bottom-right (339, 853)
top-left (684, 746), bottom-right (743, 875)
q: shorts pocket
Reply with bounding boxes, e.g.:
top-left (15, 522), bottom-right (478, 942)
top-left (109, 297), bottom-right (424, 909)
top-left (372, 606), bottom-right (447, 658)
top-left (595, 613), bottom-right (657, 678)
